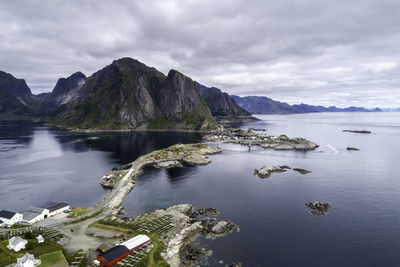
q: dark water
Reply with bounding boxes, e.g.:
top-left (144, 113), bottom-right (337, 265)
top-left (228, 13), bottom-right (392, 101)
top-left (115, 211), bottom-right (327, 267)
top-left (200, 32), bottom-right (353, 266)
top-left (1, 113), bottom-right (400, 266)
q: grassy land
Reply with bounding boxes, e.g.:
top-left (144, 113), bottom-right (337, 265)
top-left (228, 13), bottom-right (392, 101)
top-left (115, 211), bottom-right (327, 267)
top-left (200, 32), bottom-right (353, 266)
top-left (39, 250), bottom-right (68, 267)
top-left (64, 210), bottom-right (102, 225)
top-left (68, 207), bottom-right (90, 218)
top-left (0, 239), bottom-right (66, 267)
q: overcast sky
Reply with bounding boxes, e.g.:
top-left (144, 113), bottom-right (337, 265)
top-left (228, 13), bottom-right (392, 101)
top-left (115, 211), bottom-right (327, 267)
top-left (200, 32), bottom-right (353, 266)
top-left (1, 0), bottom-right (400, 108)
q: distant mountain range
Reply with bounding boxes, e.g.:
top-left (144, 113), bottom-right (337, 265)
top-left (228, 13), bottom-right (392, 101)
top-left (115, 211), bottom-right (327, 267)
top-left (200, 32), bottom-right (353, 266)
top-left (231, 95), bottom-right (383, 114)
top-left (0, 58), bottom-right (393, 131)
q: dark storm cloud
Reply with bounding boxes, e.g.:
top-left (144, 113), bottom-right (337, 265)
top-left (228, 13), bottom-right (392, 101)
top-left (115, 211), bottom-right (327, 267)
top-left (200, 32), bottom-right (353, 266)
top-left (1, 0), bottom-right (400, 107)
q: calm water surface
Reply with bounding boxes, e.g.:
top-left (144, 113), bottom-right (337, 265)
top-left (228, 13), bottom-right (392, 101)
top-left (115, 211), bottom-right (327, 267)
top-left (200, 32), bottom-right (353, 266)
top-left (1, 113), bottom-right (399, 266)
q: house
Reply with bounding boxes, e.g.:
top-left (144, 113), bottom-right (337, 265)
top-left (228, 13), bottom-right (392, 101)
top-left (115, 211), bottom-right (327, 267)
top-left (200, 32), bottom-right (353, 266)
top-left (16, 253), bottom-right (41, 267)
top-left (97, 242), bottom-right (112, 253)
top-left (36, 235), bottom-right (44, 243)
top-left (0, 210), bottom-right (23, 225)
top-left (22, 206), bottom-right (49, 224)
top-left (0, 219), bottom-right (4, 227)
top-left (46, 203), bottom-right (70, 217)
top-left (7, 236), bottom-right (27, 252)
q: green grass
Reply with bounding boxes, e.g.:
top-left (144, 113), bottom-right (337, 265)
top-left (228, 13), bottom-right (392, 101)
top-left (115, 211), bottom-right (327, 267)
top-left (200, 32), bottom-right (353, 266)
top-left (0, 239), bottom-right (66, 267)
top-left (68, 207), bottom-right (90, 218)
top-left (64, 210), bottom-right (102, 225)
top-left (39, 250), bottom-right (68, 267)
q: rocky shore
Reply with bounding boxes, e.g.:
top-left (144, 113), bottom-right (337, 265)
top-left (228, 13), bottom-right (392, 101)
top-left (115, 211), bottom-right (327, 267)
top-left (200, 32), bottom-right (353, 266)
top-left (204, 128), bottom-right (319, 151)
top-left (140, 204), bottom-right (239, 267)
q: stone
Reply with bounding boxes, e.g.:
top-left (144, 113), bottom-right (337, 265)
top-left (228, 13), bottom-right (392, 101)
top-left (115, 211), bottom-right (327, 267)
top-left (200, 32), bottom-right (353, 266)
top-left (305, 201), bottom-right (331, 215)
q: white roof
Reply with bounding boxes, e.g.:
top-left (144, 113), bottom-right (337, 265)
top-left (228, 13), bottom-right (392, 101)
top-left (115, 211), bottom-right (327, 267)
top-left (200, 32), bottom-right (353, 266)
top-left (120, 235), bottom-right (150, 250)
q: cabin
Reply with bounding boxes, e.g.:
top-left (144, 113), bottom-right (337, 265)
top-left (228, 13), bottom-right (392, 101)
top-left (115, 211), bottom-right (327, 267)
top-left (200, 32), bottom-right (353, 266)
top-left (97, 245), bottom-right (132, 267)
top-left (97, 242), bottom-right (112, 253)
top-left (0, 210), bottom-right (23, 225)
top-left (36, 235), bottom-right (44, 243)
top-left (22, 206), bottom-right (49, 224)
top-left (7, 236), bottom-right (28, 252)
top-left (46, 203), bottom-right (70, 216)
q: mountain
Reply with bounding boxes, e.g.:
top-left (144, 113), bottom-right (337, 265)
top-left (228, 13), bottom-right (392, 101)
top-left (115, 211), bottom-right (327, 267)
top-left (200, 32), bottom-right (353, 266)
top-left (41, 72), bottom-right (86, 111)
top-left (231, 96), bottom-right (298, 114)
top-left (0, 70), bottom-right (35, 118)
top-left (232, 95), bottom-right (382, 114)
top-left (54, 58), bottom-right (218, 130)
top-left (195, 82), bottom-right (257, 122)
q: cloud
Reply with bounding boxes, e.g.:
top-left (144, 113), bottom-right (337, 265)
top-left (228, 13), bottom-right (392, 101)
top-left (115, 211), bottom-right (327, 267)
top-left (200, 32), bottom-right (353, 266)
top-left (0, 0), bottom-right (400, 107)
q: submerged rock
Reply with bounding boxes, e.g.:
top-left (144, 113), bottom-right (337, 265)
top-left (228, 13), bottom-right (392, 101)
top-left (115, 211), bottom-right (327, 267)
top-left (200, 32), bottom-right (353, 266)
top-left (346, 147), bottom-right (360, 151)
top-left (292, 168), bottom-right (312, 174)
top-left (343, 130), bottom-right (371, 134)
top-left (253, 165), bottom-right (290, 178)
top-left (305, 201), bottom-right (331, 215)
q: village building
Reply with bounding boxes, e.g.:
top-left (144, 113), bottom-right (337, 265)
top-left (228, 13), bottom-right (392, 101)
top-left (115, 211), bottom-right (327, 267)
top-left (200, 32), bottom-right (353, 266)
top-left (0, 219), bottom-right (4, 227)
top-left (7, 236), bottom-right (28, 252)
top-left (0, 210), bottom-right (23, 225)
top-left (46, 203), bottom-right (70, 216)
top-left (22, 206), bottom-right (49, 224)
top-left (36, 235), bottom-right (44, 243)
top-left (16, 253), bottom-right (41, 267)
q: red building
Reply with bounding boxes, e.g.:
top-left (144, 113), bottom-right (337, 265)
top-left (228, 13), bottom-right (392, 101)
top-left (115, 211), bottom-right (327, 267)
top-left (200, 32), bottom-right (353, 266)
top-left (97, 245), bottom-right (131, 267)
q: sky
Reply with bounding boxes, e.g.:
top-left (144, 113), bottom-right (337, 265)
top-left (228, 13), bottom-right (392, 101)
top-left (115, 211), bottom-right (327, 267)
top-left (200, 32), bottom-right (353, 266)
top-left (1, 0), bottom-right (400, 108)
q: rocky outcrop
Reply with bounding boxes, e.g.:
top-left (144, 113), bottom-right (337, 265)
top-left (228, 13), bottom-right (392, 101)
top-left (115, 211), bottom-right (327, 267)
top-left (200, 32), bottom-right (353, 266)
top-left (54, 58), bottom-right (218, 130)
top-left (254, 165), bottom-right (290, 178)
top-left (305, 201), bottom-right (331, 215)
top-left (254, 165), bottom-right (311, 178)
top-left (0, 70), bottom-right (34, 118)
top-left (196, 82), bottom-right (257, 122)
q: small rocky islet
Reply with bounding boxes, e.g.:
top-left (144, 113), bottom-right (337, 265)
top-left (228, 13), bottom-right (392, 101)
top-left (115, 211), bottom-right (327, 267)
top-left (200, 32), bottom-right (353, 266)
top-left (253, 165), bottom-right (311, 178)
top-left (305, 201), bottom-right (332, 215)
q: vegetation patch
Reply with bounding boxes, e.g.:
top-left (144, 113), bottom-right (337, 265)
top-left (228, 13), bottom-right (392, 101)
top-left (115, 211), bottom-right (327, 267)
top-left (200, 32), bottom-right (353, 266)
top-left (39, 250), bottom-right (68, 267)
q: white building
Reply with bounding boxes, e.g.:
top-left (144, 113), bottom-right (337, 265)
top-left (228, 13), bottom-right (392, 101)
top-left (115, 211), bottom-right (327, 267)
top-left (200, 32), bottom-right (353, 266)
top-left (0, 210), bottom-right (23, 225)
top-left (0, 219), bottom-right (4, 227)
top-left (7, 236), bottom-right (27, 252)
top-left (22, 206), bottom-right (49, 224)
top-left (46, 203), bottom-right (70, 217)
top-left (120, 235), bottom-right (151, 251)
top-left (16, 253), bottom-right (41, 267)
top-left (36, 235), bottom-right (44, 243)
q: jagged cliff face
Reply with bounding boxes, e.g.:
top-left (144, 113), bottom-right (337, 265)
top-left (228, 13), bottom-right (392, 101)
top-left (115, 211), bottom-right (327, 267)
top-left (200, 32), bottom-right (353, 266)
top-left (0, 70), bottom-right (34, 117)
top-left (49, 72), bottom-right (86, 106)
top-left (196, 82), bottom-right (251, 117)
top-left (55, 58), bottom-right (218, 130)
